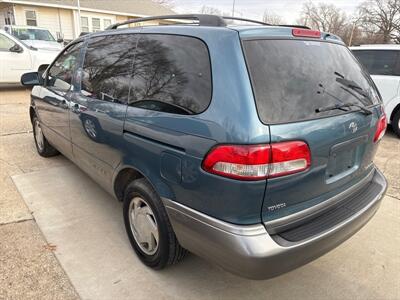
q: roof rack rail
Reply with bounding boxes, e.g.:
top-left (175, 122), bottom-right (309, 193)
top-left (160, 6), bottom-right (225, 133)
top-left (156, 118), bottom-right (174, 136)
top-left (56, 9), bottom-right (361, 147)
top-left (222, 16), bottom-right (271, 26)
top-left (106, 14), bottom-right (226, 29)
top-left (106, 13), bottom-right (311, 31)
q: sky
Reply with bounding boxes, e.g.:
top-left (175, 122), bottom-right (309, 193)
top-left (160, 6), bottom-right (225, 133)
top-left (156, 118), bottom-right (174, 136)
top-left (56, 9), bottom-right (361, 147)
top-left (172, 0), bottom-right (365, 23)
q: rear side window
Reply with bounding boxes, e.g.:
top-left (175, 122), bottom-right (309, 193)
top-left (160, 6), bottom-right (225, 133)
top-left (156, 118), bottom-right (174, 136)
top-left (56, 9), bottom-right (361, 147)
top-left (81, 34), bottom-right (138, 104)
top-left (243, 40), bottom-right (380, 124)
top-left (352, 50), bottom-right (400, 76)
top-left (129, 34), bottom-right (212, 115)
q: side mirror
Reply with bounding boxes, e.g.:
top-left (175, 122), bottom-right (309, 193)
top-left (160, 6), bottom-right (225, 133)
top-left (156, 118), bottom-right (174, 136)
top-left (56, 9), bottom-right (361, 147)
top-left (38, 64), bottom-right (49, 77)
top-left (57, 38), bottom-right (64, 43)
top-left (9, 44), bottom-right (23, 53)
top-left (21, 72), bottom-right (42, 86)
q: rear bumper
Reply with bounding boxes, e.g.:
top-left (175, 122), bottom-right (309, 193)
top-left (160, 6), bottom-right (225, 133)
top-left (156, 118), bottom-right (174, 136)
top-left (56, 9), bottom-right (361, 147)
top-left (163, 167), bottom-right (387, 279)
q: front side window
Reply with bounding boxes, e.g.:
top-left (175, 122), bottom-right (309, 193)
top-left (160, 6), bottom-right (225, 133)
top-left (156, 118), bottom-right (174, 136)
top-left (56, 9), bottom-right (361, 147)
top-left (0, 33), bottom-right (16, 51)
top-left (47, 43), bottom-right (82, 92)
top-left (92, 18), bottom-right (101, 32)
top-left (81, 34), bottom-right (138, 104)
top-left (130, 34), bottom-right (212, 115)
top-left (243, 40), bottom-right (380, 124)
top-left (352, 50), bottom-right (400, 76)
top-left (81, 17), bottom-right (89, 32)
top-left (25, 10), bottom-right (37, 26)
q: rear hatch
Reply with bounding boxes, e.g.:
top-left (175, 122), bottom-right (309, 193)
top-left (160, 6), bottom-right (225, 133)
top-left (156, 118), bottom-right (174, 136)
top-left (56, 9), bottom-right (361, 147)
top-left (242, 36), bottom-right (384, 229)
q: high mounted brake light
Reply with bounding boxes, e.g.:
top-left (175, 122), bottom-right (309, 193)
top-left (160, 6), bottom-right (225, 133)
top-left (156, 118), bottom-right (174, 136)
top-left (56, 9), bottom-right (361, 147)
top-left (292, 28), bottom-right (321, 38)
top-left (202, 141), bottom-right (311, 181)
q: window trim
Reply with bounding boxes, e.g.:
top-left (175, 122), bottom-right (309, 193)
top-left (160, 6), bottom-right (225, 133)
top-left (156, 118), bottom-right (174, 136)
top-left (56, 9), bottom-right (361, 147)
top-left (80, 16), bottom-right (89, 33)
top-left (91, 17), bottom-right (101, 32)
top-left (25, 9), bottom-right (37, 26)
top-left (103, 19), bottom-right (112, 29)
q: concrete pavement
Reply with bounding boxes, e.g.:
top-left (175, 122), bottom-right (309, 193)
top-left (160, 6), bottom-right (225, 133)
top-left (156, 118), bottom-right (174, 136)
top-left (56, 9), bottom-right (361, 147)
top-left (0, 88), bottom-right (78, 300)
top-left (1, 88), bottom-right (399, 299)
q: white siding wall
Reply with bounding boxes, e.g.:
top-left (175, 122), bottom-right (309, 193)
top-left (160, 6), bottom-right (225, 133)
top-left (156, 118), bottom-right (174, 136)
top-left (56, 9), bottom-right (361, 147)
top-left (14, 5), bottom-right (75, 40)
top-left (0, 8), bottom-right (7, 28)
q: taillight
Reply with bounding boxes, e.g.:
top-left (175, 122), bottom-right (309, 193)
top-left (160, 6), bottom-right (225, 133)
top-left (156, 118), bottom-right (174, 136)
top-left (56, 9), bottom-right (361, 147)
top-left (268, 141), bottom-right (311, 178)
top-left (292, 28), bottom-right (321, 38)
top-left (373, 113), bottom-right (387, 143)
top-left (202, 141), bottom-right (311, 181)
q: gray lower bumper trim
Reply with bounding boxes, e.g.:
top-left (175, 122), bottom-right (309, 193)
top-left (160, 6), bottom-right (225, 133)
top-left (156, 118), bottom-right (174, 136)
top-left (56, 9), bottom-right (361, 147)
top-left (162, 168), bottom-right (387, 280)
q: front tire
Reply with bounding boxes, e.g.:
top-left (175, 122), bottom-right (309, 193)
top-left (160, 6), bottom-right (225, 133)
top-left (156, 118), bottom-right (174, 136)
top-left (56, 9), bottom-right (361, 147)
top-left (392, 110), bottom-right (400, 138)
top-left (123, 178), bottom-right (187, 269)
top-left (32, 115), bottom-right (59, 157)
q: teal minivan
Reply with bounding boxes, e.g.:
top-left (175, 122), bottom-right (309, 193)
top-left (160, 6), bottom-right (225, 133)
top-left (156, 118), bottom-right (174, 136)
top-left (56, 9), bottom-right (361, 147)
top-left (22, 15), bottom-right (387, 279)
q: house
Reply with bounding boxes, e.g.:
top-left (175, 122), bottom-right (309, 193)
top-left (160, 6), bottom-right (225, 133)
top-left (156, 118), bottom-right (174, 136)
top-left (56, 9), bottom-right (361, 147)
top-left (0, 0), bottom-right (175, 40)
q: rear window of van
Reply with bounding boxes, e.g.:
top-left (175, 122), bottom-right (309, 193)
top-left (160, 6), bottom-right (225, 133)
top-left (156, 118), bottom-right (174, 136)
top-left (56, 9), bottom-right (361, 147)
top-left (243, 40), bottom-right (380, 124)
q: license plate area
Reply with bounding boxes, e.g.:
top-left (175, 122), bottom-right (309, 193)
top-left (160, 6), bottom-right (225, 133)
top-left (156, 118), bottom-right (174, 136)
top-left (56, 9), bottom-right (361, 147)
top-left (326, 135), bottom-right (368, 183)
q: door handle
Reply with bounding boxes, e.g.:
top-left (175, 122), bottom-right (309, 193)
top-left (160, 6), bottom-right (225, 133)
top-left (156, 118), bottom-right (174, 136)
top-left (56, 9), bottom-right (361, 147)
top-left (70, 102), bottom-right (87, 114)
top-left (60, 99), bottom-right (69, 109)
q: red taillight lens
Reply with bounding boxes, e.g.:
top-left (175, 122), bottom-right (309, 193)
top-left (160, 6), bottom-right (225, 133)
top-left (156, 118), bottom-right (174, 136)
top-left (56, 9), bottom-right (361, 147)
top-left (292, 28), bottom-right (321, 38)
top-left (269, 141), bottom-right (311, 178)
top-left (202, 141), bottom-right (311, 181)
top-left (373, 114), bottom-right (387, 143)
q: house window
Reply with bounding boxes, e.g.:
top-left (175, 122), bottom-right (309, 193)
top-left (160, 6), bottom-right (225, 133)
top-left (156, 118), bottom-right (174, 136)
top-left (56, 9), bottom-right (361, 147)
top-left (81, 17), bottom-right (89, 32)
top-left (103, 19), bottom-right (111, 29)
top-left (92, 18), bottom-right (101, 32)
top-left (25, 10), bottom-right (37, 26)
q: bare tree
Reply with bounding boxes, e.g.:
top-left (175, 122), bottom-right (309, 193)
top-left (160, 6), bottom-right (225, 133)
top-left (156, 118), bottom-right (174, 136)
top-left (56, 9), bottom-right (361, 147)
top-left (359, 0), bottom-right (400, 43)
top-left (299, 2), bottom-right (348, 33)
top-left (200, 5), bottom-right (223, 16)
top-left (263, 11), bottom-right (284, 25)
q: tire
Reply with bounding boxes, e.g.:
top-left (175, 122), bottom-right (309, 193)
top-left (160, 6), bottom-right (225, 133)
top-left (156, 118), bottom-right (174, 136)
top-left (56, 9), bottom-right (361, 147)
top-left (392, 110), bottom-right (400, 138)
top-left (123, 178), bottom-right (187, 269)
top-left (32, 115), bottom-right (59, 157)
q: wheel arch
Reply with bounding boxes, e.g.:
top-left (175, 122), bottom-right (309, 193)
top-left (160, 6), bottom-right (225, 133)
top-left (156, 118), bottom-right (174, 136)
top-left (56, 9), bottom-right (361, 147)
top-left (112, 164), bottom-right (175, 202)
top-left (29, 106), bottom-right (36, 123)
top-left (390, 103), bottom-right (400, 122)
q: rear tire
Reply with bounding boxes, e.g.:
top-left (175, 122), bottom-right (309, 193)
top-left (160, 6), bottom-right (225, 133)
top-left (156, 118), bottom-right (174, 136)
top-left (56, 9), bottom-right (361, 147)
top-left (392, 110), bottom-right (400, 138)
top-left (32, 115), bottom-right (59, 157)
top-left (123, 178), bottom-right (187, 269)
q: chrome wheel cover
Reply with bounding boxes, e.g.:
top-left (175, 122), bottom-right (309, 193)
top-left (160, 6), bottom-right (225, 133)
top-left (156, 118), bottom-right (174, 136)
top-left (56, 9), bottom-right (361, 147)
top-left (129, 197), bottom-right (159, 255)
top-left (34, 119), bottom-right (44, 151)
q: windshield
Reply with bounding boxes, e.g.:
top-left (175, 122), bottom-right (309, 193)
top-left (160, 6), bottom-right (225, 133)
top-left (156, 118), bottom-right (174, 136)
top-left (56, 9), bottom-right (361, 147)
top-left (11, 28), bottom-right (56, 42)
top-left (243, 40), bottom-right (380, 124)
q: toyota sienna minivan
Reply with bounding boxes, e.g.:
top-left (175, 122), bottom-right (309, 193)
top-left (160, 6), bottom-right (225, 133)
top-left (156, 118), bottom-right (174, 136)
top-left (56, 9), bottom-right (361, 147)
top-left (21, 14), bottom-right (387, 279)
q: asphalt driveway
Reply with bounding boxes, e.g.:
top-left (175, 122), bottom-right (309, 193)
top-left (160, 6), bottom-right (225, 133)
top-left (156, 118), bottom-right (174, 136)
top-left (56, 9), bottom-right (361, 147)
top-left (1, 88), bottom-right (399, 299)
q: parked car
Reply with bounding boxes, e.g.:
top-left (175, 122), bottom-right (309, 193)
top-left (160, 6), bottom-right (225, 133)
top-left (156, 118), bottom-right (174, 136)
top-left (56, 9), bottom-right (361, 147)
top-left (351, 44), bottom-right (400, 137)
top-left (22, 15), bottom-right (387, 280)
top-left (4, 25), bottom-right (63, 51)
top-left (0, 29), bottom-right (59, 85)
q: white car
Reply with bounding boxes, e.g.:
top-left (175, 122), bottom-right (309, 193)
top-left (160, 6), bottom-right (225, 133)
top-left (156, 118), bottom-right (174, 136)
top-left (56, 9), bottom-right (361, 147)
top-left (0, 29), bottom-right (59, 85)
top-left (4, 25), bottom-right (63, 51)
top-left (351, 44), bottom-right (400, 137)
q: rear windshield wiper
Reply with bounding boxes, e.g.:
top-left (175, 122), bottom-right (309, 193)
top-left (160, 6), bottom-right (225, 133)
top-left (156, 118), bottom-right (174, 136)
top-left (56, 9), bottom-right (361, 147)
top-left (315, 102), bottom-right (372, 115)
top-left (334, 71), bottom-right (370, 104)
